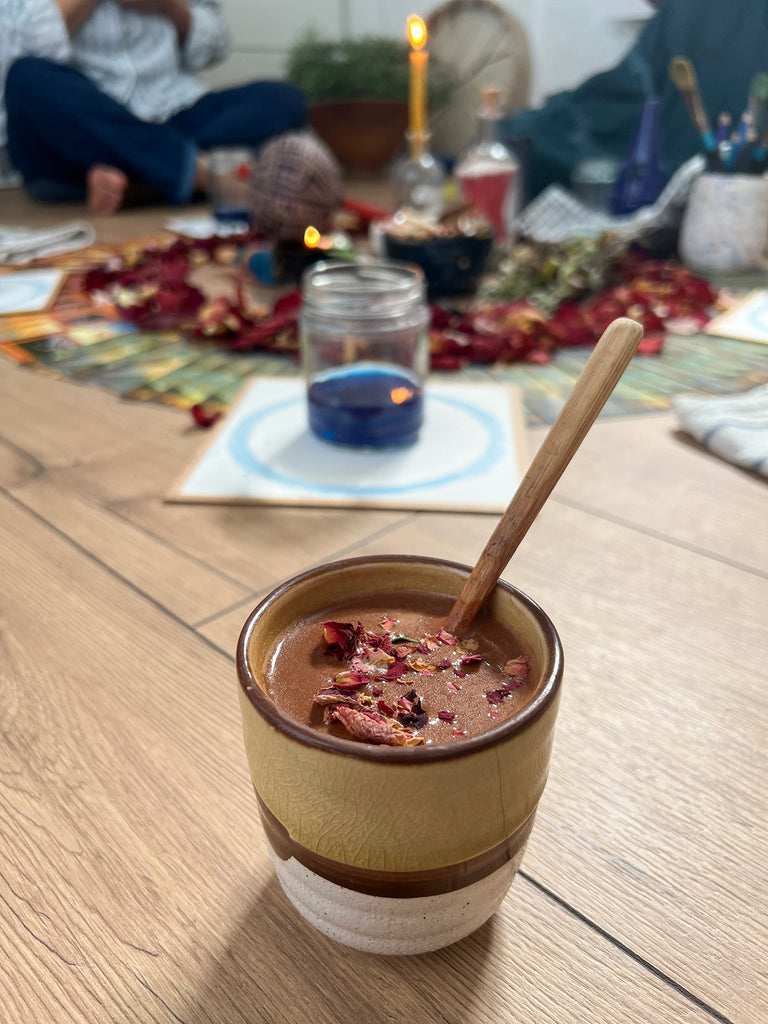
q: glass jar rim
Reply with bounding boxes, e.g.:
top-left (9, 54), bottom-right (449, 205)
top-left (301, 259), bottom-right (426, 319)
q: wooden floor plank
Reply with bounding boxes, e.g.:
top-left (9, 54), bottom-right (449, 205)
top-left (528, 413), bottom-right (768, 574)
top-left (0, 361), bottom-right (411, 617)
top-left (0, 492), bottom-right (725, 1024)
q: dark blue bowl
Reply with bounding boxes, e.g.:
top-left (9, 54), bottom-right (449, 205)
top-left (382, 232), bottom-right (493, 297)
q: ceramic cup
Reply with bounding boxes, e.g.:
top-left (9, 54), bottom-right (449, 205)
top-left (236, 555), bottom-right (563, 955)
top-left (679, 172), bottom-right (768, 273)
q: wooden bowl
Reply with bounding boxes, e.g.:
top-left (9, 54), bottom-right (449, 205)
top-left (309, 100), bottom-right (408, 172)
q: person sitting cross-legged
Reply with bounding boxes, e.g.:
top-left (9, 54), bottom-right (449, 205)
top-left (0, 0), bottom-right (307, 215)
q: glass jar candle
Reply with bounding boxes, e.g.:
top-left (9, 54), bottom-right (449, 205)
top-left (300, 260), bottom-right (430, 448)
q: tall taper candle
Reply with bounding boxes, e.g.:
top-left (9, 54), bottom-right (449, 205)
top-left (407, 15), bottom-right (428, 151)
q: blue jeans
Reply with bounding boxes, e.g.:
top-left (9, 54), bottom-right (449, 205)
top-left (5, 57), bottom-right (307, 204)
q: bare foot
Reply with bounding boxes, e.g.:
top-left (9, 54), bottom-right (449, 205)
top-left (87, 165), bottom-right (129, 216)
top-left (194, 153), bottom-right (210, 195)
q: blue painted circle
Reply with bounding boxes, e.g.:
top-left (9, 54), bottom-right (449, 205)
top-left (227, 392), bottom-right (504, 496)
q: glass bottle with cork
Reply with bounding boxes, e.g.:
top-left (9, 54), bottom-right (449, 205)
top-left (455, 87), bottom-right (520, 242)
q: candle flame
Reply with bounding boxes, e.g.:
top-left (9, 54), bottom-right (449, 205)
top-left (304, 226), bottom-right (321, 248)
top-left (390, 387), bottom-right (414, 405)
top-left (407, 15), bottom-right (427, 50)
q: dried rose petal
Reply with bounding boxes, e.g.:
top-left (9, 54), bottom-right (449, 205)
top-left (371, 686), bottom-right (383, 697)
top-left (392, 642), bottom-right (418, 660)
top-left (435, 658), bottom-right (452, 670)
top-left (453, 669), bottom-right (466, 679)
top-left (360, 646), bottom-right (395, 668)
top-left (377, 699), bottom-right (395, 717)
top-left (452, 729), bottom-right (467, 739)
top-left (636, 332), bottom-right (665, 356)
top-left (446, 681), bottom-right (461, 694)
top-left (377, 633), bottom-right (394, 656)
top-left (332, 671), bottom-right (369, 689)
top-left (329, 705), bottom-right (424, 746)
top-left (191, 403), bottom-right (222, 428)
top-left (502, 655), bottom-right (529, 680)
top-left (379, 615), bottom-right (397, 630)
top-left (396, 690), bottom-right (428, 730)
top-left (410, 657), bottom-right (433, 673)
top-left (321, 621), bottom-right (357, 660)
top-left (312, 687), bottom-right (361, 706)
top-left (349, 656), bottom-right (374, 676)
top-left (485, 678), bottom-right (526, 705)
top-left (382, 661), bottom-right (409, 681)
top-left (460, 654), bottom-right (482, 666)
top-left (436, 629), bottom-right (458, 646)
top-left (437, 710), bottom-right (455, 723)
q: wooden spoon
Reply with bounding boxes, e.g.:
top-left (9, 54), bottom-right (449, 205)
top-left (444, 316), bottom-right (644, 635)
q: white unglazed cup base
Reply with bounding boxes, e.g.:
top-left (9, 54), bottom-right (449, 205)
top-left (268, 843), bottom-right (526, 954)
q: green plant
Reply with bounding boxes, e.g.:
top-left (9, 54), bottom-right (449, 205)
top-left (287, 31), bottom-right (451, 107)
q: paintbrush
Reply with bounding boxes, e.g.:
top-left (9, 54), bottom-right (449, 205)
top-left (669, 56), bottom-right (719, 167)
top-left (749, 117), bottom-right (768, 173)
top-left (747, 71), bottom-right (768, 137)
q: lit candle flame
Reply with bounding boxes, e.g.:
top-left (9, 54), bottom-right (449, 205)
top-left (390, 387), bottom-right (414, 405)
top-left (304, 226), bottom-right (321, 248)
top-left (407, 14), bottom-right (427, 50)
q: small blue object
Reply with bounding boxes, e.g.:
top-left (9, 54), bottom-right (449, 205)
top-left (308, 365), bottom-right (424, 448)
top-left (247, 248), bottom-right (278, 285)
top-left (610, 98), bottom-right (668, 215)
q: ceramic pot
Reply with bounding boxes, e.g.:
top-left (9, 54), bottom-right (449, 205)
top-left (679, 172), bottom-right (768, 273)
top-left (382, 233), bottom-right (494, 297)
top-left (309, 100), bottom-right (408, 172)
top-left (236, 555), bottom-right (563, 954)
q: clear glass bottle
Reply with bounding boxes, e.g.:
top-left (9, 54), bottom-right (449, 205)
top-left (390, 131), bottom-right (445, 220)
top-left (455, 87), bottom-right (520, 242)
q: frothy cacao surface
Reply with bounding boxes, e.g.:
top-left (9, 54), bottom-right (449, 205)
top-left (263, 590), bottom-right (536, 744)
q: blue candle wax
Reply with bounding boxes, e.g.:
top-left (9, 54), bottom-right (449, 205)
top-left (308, 363), bottom-right (424, 448)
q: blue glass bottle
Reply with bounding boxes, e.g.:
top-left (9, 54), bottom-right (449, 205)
top-left (610, 98), bottom-right (668, 216)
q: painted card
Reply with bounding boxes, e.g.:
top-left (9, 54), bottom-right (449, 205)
top-left (0, 269), bottom-right (65, 314)
top-left (169, 378), bottom-right (528, 512)
top-left (704, 291), bottom-right (768, 346)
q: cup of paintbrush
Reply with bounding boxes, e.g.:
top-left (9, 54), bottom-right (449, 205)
top-left (748, 121), bottom-right (768, 174)
top-left (730, 117), bottom-right (759, 173)
top-left (669, 56), bottom-right (719, 169)
top-left (746, 71), bottom-right (768, 138)
top-left (715, 112), bottom-right (732, 167)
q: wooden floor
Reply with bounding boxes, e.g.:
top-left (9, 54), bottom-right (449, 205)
top-left (1, 187), bottom-right (766, 1024)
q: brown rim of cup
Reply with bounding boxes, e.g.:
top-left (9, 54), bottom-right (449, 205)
top-left (236, 555), bottom-right (563, 763)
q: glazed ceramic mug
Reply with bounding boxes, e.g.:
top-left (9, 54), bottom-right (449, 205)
top-left (679, 172), bottom-right (768, 273)
top-left (236, 555), bottom-right (563, 955)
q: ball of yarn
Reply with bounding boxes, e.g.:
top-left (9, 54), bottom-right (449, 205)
top-left (250, 132), bottom-right (343, 240)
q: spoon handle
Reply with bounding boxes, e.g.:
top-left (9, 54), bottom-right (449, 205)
top-left (444, 316), bottom-right (643, 635)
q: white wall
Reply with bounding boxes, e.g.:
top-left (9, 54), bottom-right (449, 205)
top-left (204, 0), bottom-right (654, 108)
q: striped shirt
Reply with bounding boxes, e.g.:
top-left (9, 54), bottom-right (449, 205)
top-left (0, 0), bottom-right (231, 149)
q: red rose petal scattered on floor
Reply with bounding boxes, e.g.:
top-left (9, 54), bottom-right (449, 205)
top-left (191, 404), bottom-right (222, 428)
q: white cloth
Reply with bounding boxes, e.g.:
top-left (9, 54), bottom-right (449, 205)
top-left (0, 221), bottom-right (95, 264)
top-left (673, 385), bottom-right (768, 478)
top-left (517, 155), bottom-right (706, 244)
top-left (0, 0), bottom-right (230, 149)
